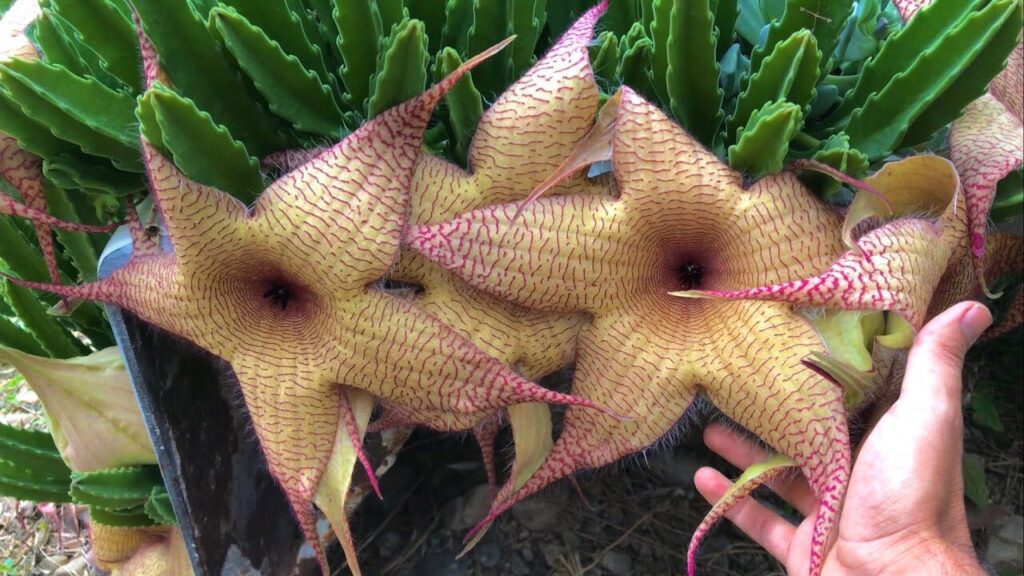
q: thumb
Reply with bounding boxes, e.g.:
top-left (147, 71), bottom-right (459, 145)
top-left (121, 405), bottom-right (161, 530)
top-left (898, 301), bottom-right (992, 412)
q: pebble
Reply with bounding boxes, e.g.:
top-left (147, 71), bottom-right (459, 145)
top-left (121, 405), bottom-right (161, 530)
top-left (53, 556), bottom-right (88, 576)
top-left (503, 552), bottom-right (530, 576)
top-left (599, 550), bottom-right (633, 576)
top-left (476, 541), bottom-right (501, 569)
top-left (561, 531), bottom-right (580, 548)
top-left (520, 547), bottom-right (534, 563)
top-left (445, 484), bottom-right (491, 531)
top-left (377, 531), bottom-right (402, 559)
top-left (986, 515), bottom-right (1024, 572)
top-left (510, 484), bottom-right (567, 532)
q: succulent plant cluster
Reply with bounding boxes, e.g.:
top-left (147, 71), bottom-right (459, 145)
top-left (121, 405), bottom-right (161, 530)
top-left (0, 1), bottom-right (1022, 576)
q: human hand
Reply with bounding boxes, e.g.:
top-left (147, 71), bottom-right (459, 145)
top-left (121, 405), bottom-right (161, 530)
top-left (694, 301), bottom-right (993, 576)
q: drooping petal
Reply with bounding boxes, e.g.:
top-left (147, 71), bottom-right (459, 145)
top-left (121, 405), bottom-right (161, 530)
top-left (0, 347), bottom-right (155, 471)
top-left (687, 454), bottom-right (797, 576)
top-left (0, 0), bottom-right (38, 62)
top-left (982, 232), bottom-right (1024, 339)
top-left (313, 388), bottom-right (375, 576)
top-left (680, 156), bottom-right (965, 329)
top-left (949, 42), bottom-right (1023, 288)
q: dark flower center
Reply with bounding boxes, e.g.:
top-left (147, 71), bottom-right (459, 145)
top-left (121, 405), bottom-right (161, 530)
top-left (263, 283), bottom-right (292, 311)
top-left (676, 261), bottom-right (705, 290)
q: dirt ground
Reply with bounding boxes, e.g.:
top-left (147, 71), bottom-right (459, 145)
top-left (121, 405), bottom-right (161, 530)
top-left (1, 331), bottom-right (1021, 576)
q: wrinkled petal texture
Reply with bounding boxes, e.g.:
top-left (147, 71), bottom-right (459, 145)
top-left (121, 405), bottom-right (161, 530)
top-left (394, 3), bottom-right (612, 383)
top-left (413, 87), bottom-right (852, 576)
top-left (950, 42), bottom-right (1023, 264)
top-left (7, 28), bottom-right (603, 574)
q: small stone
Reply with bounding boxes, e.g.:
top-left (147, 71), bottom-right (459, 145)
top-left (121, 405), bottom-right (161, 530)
top-left (510, 483), bottom-right (568, 532)
top-left (503, 551), bottom-right (530, 576)
top-left (445, 484), bottom-right (491, 531)
top-left (53, 556), bottom-right (89, 576)
top-left (378, 531), bottom-right (402, 559)
top-left (36, 555), bottom-right (68, 572)
top-left (540, 543), bottom-right (563, 567)
top-left (476, 541), bottom-right (501, 569)
top-left (599, 550), bottom-right (632, 576)
top-left (520, 547), bottom-right (534, 563)
top-left (561, 531), bottom-right (580, 548)
top-left (414, 551), bottom-right (466, 576)
top-left (986, 515), bottom-right (1024, 572)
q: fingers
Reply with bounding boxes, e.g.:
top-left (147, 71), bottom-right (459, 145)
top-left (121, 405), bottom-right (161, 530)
top-left (703, 424), bottom-right (817, 517)
top-left (694, 466), bottom-right (797, 562)
top-left (899, 301), bottom-right (991, 413)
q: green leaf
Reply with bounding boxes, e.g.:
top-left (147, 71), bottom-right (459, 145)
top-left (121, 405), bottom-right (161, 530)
top-left (0, 314), bottom-right (47, 356)
top-left (0, 89), bottom-right (80, 160)
top-left (0, 458), bottom-right (72, 503)
top-left (211, 7), bottom-right (346, 137)
top-left (144, 485), bottom-right (177, 525)
top-left (991, 169), bottom-right (1023, 223)
top-left (217, 0), bottom-right (336, 93)
top-left (0, 423), bottom-right (71, 478)
top-left (0, 64), bottom-right (141, 170)
top-left (70, 466), bottom-right (164, 509)
top-left (970, 389), bottom-right (1005, 432)
top-left (648, 0), bottom-right (672, 103)
top-left (442, 0), bottom-right (474, 55)
top-left (0, 59), bottom-right (138, 148)
top-left (834, 0), bottom-right (982, 121)
top-left (845, 0), bottom-right (1020, 160)
top-left (714, 0), bottom-right (739, 58)
top-left (88, 504), bottom-right (157, 527)
top-left (666, 0), bottom-right (723, 148)
top-left (750, 0), bottom-right (853, 80)
top-left (409, 0), bottom-right (448, 55)
top-left (604, 0), bottom-right (639, 36)
top-left (32, 10), bottom-right (89, 77)
top-left (137, 86), bottom-right (263, 204)
top-left (510, 0), bottom-right (547, 78)
top-left (368, 18), bottom-right (429, 120)
top-left (902, 4), bottom-right (1022, 147)
top-left (619, 22), bottom-right (653, 96)
top-left (131, 0), bottom-right (286, 156)
top-left (433, 47), bottom-right (483, 167)
top-left (728, 30), bottom-right (819, 144)
top-left (48, 0), bottom-right (141, 90)
top-left (728, 100), bottom-right (802, 179)
top-left (807, 133), bottom-right (870, 197)
top-left (43, 154), bottom-right (146, 197)
top-left (1, 280), bottom-right (84, 359)
top-left (41, 182), bottom-right (99, 282)
top-left (0, 217), bottom-right (50, 282)
top-left (334, 0), bottom-right (383, 112)
top-left (467, 0), bottom-right (511, 97)
top-left (377, 0), bottom-right (405, 32)
top-left (962, 452), bottom-right (989, 509)
top-left (591, 31), bottom-right (620, 87)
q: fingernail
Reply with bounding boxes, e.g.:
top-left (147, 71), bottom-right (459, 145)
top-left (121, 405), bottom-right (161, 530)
top-left (960, 304), bottom-right (993, 344)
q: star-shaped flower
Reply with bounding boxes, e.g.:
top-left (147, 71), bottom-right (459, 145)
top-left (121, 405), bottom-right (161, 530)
top-left (411, 86), bottom-right (855, 574)
top-left (411, 85), bottom-right (974, 575)
top-left (7, 23), bottom-right (609, 575)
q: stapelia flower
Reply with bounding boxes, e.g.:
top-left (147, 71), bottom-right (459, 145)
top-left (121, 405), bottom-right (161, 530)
top-left (268, 3), bottom-right (615, 500)
top-left (4, 24), bottom-right (610, 575)
top-left (411, 83), bottom-right (972, 575)
top-left (387, 1), bottom-right (612, 492)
